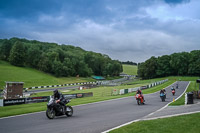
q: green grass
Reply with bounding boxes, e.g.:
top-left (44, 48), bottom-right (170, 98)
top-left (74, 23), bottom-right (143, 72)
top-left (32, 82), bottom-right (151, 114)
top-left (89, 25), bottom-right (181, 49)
top-left (0, 78), bottom-right (173, 118)
top-left (167, 76), bottom-right (199, 81)
top-left (0, 60), bottom-right (95, 89)
top-left (110, 112), bottom-right (200, 133)
top-left (122, 64), bottom-right (137, 75)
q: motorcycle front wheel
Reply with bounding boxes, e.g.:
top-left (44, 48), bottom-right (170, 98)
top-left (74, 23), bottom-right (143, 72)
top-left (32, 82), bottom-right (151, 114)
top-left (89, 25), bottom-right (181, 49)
top-left (65, 106), bottom-right (73, 117)
top-left (46, 108), bottom-right (55, 119)
top-left (137, 99), bottom-right (141, 105)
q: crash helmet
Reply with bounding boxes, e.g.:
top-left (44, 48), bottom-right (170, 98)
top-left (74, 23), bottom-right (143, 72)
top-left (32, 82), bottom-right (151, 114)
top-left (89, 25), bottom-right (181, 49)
top-left (53, 89), bottom-right (58, 95)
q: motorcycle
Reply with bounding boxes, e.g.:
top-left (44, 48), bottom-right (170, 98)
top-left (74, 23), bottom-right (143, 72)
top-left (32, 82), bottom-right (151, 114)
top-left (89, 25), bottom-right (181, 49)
top-left (46, 96), bottom-right (73, 119)
top-left (172, 89), bottom-right (175, 96)
top-left (135, 94), bottom-right (144, 105)
top-left (160, 93), bottom-right (166, 102)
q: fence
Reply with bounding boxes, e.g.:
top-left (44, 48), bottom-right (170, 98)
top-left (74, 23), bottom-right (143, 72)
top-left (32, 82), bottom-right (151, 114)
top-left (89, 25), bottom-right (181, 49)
top-left (23, 82), bottom-right (97, 90)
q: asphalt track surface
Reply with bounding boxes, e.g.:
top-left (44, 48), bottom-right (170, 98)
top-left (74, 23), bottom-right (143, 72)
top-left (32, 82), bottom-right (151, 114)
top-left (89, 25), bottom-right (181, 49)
top-left (0, 81), bottom-right (189, 133)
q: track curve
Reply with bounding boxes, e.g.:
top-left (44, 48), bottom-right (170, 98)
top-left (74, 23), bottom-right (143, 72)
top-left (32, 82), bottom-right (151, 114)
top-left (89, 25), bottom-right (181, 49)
top-left (0, 81), bottom-right (189, 133)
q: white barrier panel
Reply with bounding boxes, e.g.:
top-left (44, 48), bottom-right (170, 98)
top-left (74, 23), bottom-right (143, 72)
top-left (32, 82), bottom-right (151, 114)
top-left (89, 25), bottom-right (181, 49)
top-left (79, 87), bottom-right (83, 90)
top-left (0, 99), bottom-right (3, 106)
top-left (149, 84), bottom-right (151, 88)
top-left (185, 93), bottom-right (187, 105)
top-left (119, 89), bottom-right (124, 95)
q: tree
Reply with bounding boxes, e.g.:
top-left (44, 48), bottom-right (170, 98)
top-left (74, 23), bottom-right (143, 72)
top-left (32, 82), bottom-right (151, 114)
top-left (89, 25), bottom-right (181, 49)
top-left (9, 41), bottom-right (26, 66)
top-left (138, 62), bottom-right (145, 78)
top-left (170, 52), bottom-right (189, 76)
top-left (156, 55), bottom-right (171, 77)
top-left (0, 39), bottom-right (13, 61)
top-left (144, 56), bottom-right (157, 79)
top-left (188, 50), bottom-right (200, 76)
top-left (26, 44), bottom-right (42, 68)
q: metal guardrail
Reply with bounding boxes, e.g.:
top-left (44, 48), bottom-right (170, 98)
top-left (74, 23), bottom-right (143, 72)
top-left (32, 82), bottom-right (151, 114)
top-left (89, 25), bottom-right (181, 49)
top-left (0, 92), bottom-right (93, 106)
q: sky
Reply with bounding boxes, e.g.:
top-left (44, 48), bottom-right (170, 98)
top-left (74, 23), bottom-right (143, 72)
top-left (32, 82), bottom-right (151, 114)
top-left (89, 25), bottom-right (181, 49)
top-left (0, 0), bottom-right (200, 63)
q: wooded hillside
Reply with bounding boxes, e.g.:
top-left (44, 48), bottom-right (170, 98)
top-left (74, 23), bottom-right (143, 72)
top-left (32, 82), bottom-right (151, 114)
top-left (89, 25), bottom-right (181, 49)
top-left (138, 51), bottom-right (200, 79)
top-left (0, 38), bottom-right (123, 77)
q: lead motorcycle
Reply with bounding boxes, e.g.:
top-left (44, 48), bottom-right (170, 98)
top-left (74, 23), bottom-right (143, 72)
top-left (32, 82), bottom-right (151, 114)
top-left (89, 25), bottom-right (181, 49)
top-left (46, 96), bottom-right (73, 119)
top-left (135, 94), bottom-right (145, 105)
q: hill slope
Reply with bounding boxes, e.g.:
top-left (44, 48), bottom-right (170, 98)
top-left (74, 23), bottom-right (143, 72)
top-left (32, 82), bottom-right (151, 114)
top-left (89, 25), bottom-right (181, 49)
top-left (0, 60), bottom-right (94, 89)
top-left (122, 64), bottom-right (137, 75)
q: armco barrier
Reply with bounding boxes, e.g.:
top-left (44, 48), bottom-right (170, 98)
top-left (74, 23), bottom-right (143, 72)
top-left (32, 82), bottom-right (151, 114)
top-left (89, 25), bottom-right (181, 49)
top-left (1, 92), bottom-right (93, 106)
top-left (119, 79), bottom-right (168, 95)
top-left (24, 82), bottom-right (97, 90)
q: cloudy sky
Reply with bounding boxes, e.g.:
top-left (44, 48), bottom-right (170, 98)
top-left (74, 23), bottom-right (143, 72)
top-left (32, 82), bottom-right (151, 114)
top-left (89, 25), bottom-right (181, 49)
top-left (0, 0), bottom-right (199, 63)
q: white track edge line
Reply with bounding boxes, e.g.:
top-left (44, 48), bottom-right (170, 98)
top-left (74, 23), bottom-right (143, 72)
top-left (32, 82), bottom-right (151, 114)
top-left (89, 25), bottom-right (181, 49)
top-left (102, 110), bottom-right (200, 133)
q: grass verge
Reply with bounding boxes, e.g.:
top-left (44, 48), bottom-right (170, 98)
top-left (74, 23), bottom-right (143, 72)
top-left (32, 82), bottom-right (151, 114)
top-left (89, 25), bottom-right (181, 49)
top-left (110, 112), bottom-right (200, 133)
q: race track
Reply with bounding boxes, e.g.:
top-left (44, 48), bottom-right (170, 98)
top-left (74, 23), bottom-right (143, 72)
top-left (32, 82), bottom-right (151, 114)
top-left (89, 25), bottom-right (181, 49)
top-left (0, 81), bottom-right (189, 133)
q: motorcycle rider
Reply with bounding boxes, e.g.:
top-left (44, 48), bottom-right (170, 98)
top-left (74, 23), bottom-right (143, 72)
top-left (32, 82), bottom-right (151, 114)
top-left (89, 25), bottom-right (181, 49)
top-left (160, 88), bottom-right (166, 94)
top-left (136, 89), bottom-right (144, 102)
top-left (53, 89), bottom-right (66, 114)
top-left (176, 83), bottom-right (178, 89)
top-left (171, 86), bottom-right (175, 90)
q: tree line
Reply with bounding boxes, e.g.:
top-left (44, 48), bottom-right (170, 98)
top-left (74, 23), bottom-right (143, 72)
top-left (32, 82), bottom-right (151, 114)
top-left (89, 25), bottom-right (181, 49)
top-left (121, 61), bottom-right (137, 66)
top-left (137, 50), bottom-right (200, 79)
top-left (0, 38), bottom-right (123, 77)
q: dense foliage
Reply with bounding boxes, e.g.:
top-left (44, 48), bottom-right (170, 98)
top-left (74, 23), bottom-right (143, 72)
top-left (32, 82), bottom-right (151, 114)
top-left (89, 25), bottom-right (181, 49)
top-left (0, 38), bottom-right (122, 77)
top-left (138, 51), bottom-right (200, 79)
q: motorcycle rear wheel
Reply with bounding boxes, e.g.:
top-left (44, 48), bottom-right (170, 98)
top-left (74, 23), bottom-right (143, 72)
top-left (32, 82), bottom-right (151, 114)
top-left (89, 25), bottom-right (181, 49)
top-left (162, 97), bottom-right (165, 102)
top-left (46, 109), bottom-right (55, 119)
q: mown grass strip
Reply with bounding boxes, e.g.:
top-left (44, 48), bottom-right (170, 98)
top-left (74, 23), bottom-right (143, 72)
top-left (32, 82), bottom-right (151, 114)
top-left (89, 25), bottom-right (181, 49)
top-left (122, 64), bottom-right (137, 75)
top-left (110, 112), bottom-right (200, 133)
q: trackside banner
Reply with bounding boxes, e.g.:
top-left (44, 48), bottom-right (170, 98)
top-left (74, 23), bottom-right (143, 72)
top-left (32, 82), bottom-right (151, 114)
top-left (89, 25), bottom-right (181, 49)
top-left (4, 98), bottom-right (25, 106)
top-left (63, 92), bottom-right (93, 99)
top-left (2, 92), bottom-right (93, 106)
top-left (25, 96), bottom-right (49, 103)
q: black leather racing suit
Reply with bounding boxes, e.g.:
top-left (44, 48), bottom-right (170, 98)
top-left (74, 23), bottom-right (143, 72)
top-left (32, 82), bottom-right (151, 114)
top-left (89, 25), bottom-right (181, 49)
top-left (54, 91), bottom-right (66, 112)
